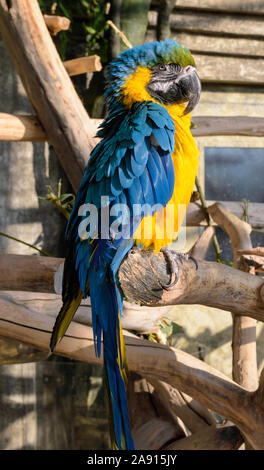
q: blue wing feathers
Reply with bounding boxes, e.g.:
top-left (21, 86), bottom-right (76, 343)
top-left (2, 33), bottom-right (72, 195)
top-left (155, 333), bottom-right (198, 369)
top-left (59, 100), bottom-right (175, 450)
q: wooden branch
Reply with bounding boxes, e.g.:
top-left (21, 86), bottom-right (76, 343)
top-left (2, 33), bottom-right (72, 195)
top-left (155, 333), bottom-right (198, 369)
top-left (0, 290), bottom-right (170, 336)
top-left (147, 378), bottom-right (216, 433)
top-left (165, 424), bottom-right (243, 450)
top-left (208, 203), bottom-right (258, 394)
top-left (63, 56), bottom-right (102, 76)
top-left (0, 334), bottom-right (48, 364)
top-left (0, 113), bottom-right (47, 142)
top-left (239, 254), bottom-right (264, 273)
top-left (2, 114), bottom-right (264, 142)
top-left (127, 373), bottom-right (186, 450)
top-left (190, 226), bottom-right (215, 260)
top-left (0, 114), bottom-right (100, 142)
top-left (0, 294), bottom-right (212, 446)
top-left (119, 250), bottom-right (264, 321)
top-left (0, 296), bottom-right (263, 448)
top-left (238, 248), bottom-right (264, 257)
top-left (0, 254), bottom-right (62, 293)
top-left (43, 14), bottom-right (70, 36)
top-left (1, 253), bottom-right (264, 321)
top-left (187, 200), bottom-right (264, 230)
top-left (0, 0), bottom-right (97, 191)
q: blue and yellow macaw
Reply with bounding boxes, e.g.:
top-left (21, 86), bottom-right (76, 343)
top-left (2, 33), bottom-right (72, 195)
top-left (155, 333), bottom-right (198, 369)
top-left (50, 39), bottom-right (201, 450)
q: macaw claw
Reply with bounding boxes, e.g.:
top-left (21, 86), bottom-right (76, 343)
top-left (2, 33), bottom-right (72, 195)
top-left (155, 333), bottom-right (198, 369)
top-left (160, 247), bottom-right (198, 290)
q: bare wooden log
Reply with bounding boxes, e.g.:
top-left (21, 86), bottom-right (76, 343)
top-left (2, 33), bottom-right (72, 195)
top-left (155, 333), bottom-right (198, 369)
top-left (0, 113), bottom-right (47, 142)
top-left (133, 417), bottom-right (182, 450)
top-left (127, 373), bottom-right (187, 450)
top-left (119, 250), bottom-right (264, 321)
top-left (238, 247), bottom-right (264, 257)
top-left (0, 114), bottom-right (100, 142)
top-left (0, 290), bottom-right (170, 335)
top-left (0, 0), bottom-right (97, 192)
top-left (208, 203), bottom-right (258, 391)
top-left (239, 254), bottom-right (264, 273)
top-left (0, 296), bottom-right (263, 448)
top-left (0, 254), bottom-right (62, 293)
top-left (2, 114), bottom-right (264, 142)
top-left (190, 226), bottom-right (215, 260)
top-left (43, 14), bottom-right (70, 35)
top-left (1, 253), bottom-right (264, 321)
top-left (165, 424), bottom-right (243, 450)
top-left (63, 56), bottom-right (102, 76)
top-left (147, 378), bottom-right (216, 432)
top-left (186, 200), bottom-right (264, 230)
top-left (0, 334), bottom-right (48, 364)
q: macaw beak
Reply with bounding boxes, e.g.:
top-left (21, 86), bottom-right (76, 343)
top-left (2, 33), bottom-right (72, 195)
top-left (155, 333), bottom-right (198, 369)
top-left (175, 66), bottom-right (201, 115)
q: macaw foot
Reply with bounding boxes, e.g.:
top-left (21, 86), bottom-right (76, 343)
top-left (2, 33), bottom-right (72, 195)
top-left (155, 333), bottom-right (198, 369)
top-left (160, 247), bottom-right (198, 290)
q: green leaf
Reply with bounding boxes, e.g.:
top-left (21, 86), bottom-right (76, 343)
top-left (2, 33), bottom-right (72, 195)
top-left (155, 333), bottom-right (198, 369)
top-left (84, 25), bottom-right (96, 35)
top-left (160, 321), bottom-right (184, 340)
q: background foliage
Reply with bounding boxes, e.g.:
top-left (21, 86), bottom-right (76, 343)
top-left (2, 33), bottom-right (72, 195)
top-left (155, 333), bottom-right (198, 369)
top-left (38, 0), bottom-right (109, 61)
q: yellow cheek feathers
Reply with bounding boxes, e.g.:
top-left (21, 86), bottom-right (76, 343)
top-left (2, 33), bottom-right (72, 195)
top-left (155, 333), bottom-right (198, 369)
top-left (121, 66), bottom-right (153, 107)
top-left (120, 66), bottom-right (190, 118)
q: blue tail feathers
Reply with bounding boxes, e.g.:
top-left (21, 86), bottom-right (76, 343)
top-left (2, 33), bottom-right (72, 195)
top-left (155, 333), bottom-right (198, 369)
top-left (88, 250), bottom-right (135, 450)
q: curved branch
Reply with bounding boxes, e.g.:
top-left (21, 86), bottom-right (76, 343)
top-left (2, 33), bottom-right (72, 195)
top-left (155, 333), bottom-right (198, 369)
top-left (0, 296), bottom-right (263, 448)
top-left (118, 249), bottom-right (264, 321)
top-left (0, 253), bottom-right (264, 321)
top-left (208, 202), bottom-right (258, 392)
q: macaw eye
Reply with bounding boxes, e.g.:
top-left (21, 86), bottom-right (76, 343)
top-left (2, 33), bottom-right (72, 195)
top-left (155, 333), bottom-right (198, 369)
top-left (158, 64), bottom-right (167, 71)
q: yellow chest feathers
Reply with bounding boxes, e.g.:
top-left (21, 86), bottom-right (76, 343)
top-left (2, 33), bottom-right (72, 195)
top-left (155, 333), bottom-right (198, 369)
top-left (121, 66), bottom-right (200, 251)
top-left (133, 107), bottom-right (200, 251)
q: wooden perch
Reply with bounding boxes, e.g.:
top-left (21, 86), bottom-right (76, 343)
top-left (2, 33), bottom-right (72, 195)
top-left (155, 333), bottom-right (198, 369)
top-left (43, 14), bottom-right (70, 36)
top-left (146, 378), bottom-right (216, 433)
top-left (0, 113), bottom-right (47, 142)
top-left (190, 225), bottom-right (215, 260)
top-left (186, 200), bottom-right (264, 230)
top-left (238, 248), bottom-right (264, 257)
top-left (1, 253), bottom-right (264, 321)
top-left (119, 250), bottom-right (264, 321)
top-left (0, 113), bottom-right (100, 143)
top-left (0, 296), bottom-right (263, 448)
top-left (165, 423), bottom-right (243, 450)
top-left (0, 290), bottom-right (170, 336)
top-left (0, 0), bottom-right (97, 191)
top-left (208, 203), bottom-right (258, 393)
top-left (1, 115), bottom-right (264, 142)
top-left (237, 248), bottom-right (264, 273)
top-left (63, 56), bottom-right (102, 76)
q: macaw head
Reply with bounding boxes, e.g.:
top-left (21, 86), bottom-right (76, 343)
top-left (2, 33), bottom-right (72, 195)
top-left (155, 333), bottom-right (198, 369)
top-left (105, 39), bottom-right (201, 115)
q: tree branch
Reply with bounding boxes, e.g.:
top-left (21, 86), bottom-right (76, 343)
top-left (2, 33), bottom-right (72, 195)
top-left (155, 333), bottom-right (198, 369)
top-left (63, 56), bottom-right (102, 76)
top-left (43, 14), bottom-right (70, 35)
top-left (208, 203), bottom-right (258, 392)
top-left (0, 0), bottom-right (97, 191)
top-left (0, 253), bottom-right (264, 321)
top-left (0, 295), bottom-right (263, 448)
top-left (165, 424), bottom-right (243, 450)
top-left (118, 250), bottom-right (264, 321)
